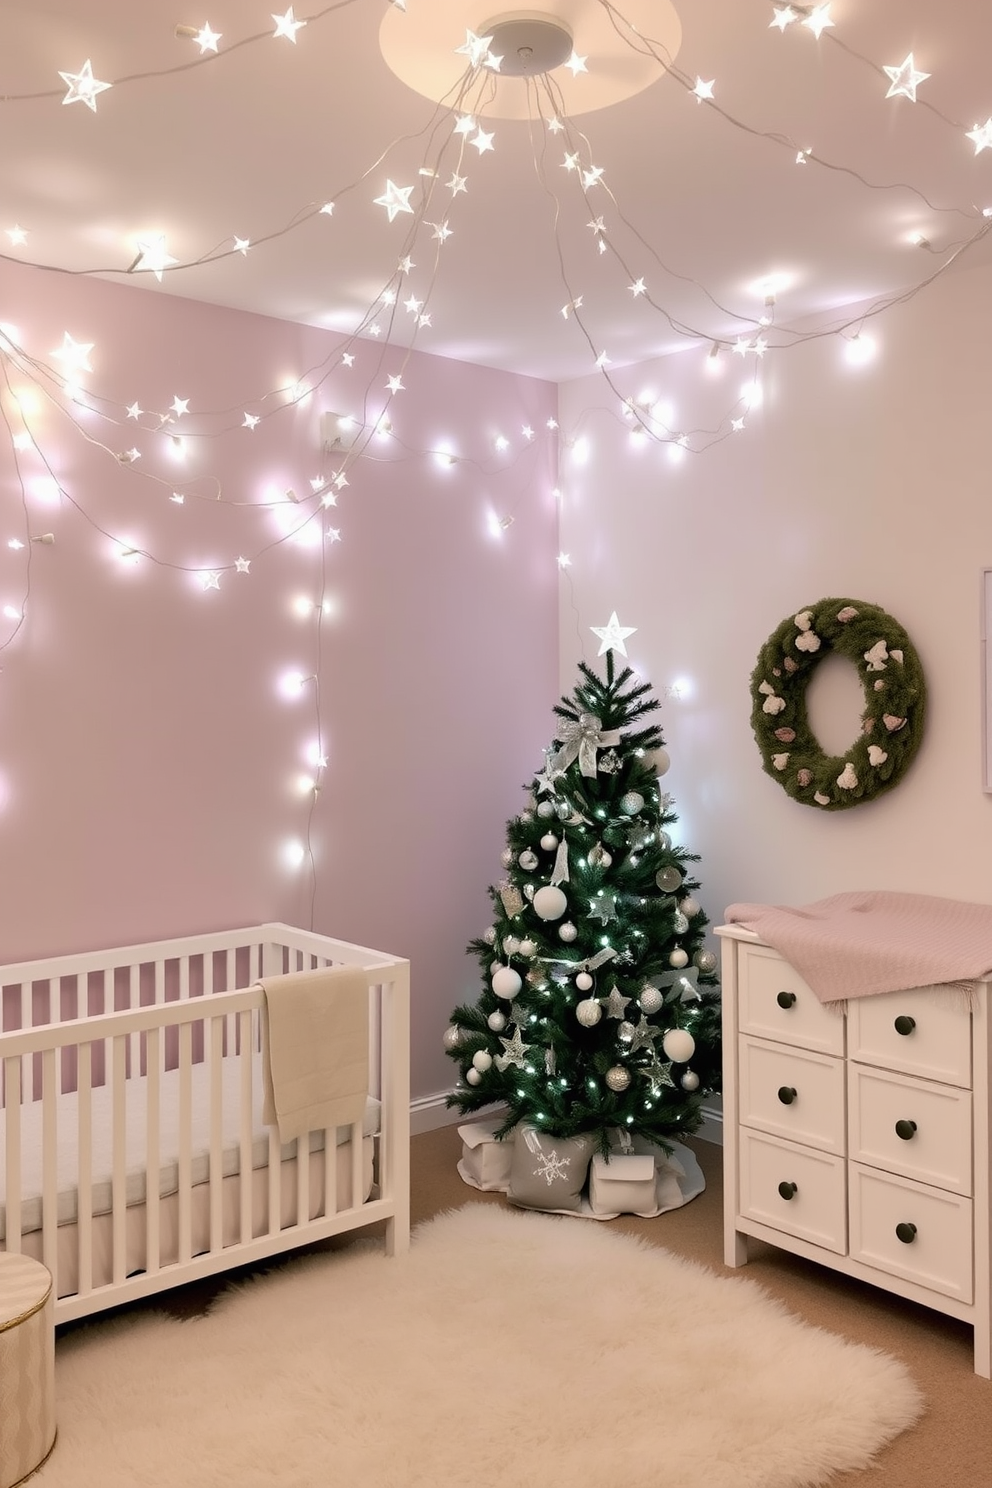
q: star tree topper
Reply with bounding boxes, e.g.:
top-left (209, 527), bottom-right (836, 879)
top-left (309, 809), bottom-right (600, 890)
top-left (591, 612), bottom-right (636, 656)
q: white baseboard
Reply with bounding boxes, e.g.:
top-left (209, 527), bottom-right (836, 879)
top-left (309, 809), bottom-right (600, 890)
top-left (410, 1090), bottom-right (723, 1144)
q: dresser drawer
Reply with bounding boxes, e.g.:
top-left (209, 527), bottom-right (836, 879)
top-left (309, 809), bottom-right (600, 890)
top-left (739, 1036), bottom-right (846, 1153)
top-left (849, 1164), bottom-right (973, 1303)
top-left (848, 988), bottom-right (971, 1087)
top-left (849, 1064), bottom-right (973, 1195)
top-left (739, 1129), bottom-right (847, 1253)
top-left (737, 942), bottom-right (844, 1055)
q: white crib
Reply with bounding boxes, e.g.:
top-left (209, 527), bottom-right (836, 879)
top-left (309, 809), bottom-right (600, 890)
top-left (0, 923), bottom-right (410, 1323)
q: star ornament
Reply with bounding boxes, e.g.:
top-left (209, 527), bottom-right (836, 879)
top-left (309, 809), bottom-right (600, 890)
top-left (769, 5), bottom-right (797, 29)
top-left (52, 332), bottom-right (94, 374)
top-left (883, 54), bottom-right (929, 102)
top-left (196, 24), bottom-right (221, 53)
top-left (802, 4), bottom-right (834, 38)
top-left (59, 60), bottom-right (112, 110)
top-left (134, 234), bottom-right (178, 281)
top-left (591, 611), bottom-right (637, 657)
top-left (692, 78), bottom-right (715, 102)
top-left (455, 30), bottom-right (494, 68)
top-left (374, 180), bottom-right (415, 221)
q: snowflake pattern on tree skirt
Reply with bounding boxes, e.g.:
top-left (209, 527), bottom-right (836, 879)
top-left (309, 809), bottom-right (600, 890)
top-left (534, 1148), bottom-right (571, 1186)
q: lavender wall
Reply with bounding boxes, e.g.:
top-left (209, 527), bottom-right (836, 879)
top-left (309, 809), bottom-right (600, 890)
top-left (0, 260), bottom-right (559, 1101)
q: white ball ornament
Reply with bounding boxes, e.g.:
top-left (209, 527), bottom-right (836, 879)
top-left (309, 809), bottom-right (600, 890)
top-left (656, 866), bottom-right (682, 893)
top-left (518, 938), bottom-right (537, 957)
top-left (537, 800), bottom-right (555, 819)
top-left (575, 971), bottom-right (594, 992)
top-left (668, 948), bottom-right (689, 969)
top-left (503, 935), bottom-right (520, 956)
top-left (540, 833), bottom-right (559, 852)
top-left (620, 791), bottom-right (644, 815)
top-left (657, 831), bottom-right (671, 852)
top-left (471, 1049), bottom-right (493, 1072)
top-left (443, 1025), bottom-right (463, 1052)
top-left (651, 747), bottom-right (671, 777)
top-left (492, 966), bottom-right (523, 999)
top-left (662, 1028), bottom-right (696, 1063)
top-left (679, 896), bottom-right (700, 918)
top-left (576, 998), bottom-right (603, 1027)
top-left (533, 885), bottom-right (568, 920)
top-left (681, 1070), bottom-right (700, 1092)
top-left (465, 1067), bottom-right (482, 1086)
top-left (487, 1010), bottom-right (507, 1032)
top-left (694, 949), bottom-right (718, 974)
top-left (483, 926), bottom-right (497, 944)
top-left (557, 921), bottom-right (578, 943)
top-left (605, 1065), bottom-right (631, 1092)
top-left (518, 849), bottom-right (539, 871)
top-left (638, 986), bottom-right (663, 1014)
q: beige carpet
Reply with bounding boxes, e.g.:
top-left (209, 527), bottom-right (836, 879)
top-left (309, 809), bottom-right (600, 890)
top-left (40, 1202), bottom-right (921, 1488)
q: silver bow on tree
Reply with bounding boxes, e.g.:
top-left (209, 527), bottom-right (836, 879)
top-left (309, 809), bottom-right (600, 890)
top-left (538, 946), bottom-right (618, 974)
top-left (554, 713), bottom-right (622, 778)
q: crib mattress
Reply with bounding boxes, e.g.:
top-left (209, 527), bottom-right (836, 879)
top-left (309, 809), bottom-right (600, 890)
top-left (0, 1052), bottom-right (380, 1241)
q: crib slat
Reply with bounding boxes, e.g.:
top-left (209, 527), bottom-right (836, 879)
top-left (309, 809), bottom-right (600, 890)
top-left (41, 1048), bottom-right (58, 1277)
top-left (145, 1027), bottom-right (161, 1278)
top-left (296, 1123), bottom-right (310, 1226)
top-left (77, 1043), bottom-right (94, 1297)
top-left (208, 1016), bottom-right (223, 1252)
top-left (323, 1120), bottom-right (336, 1218)
top-left (112, 1036), bottom-right (127, 1285)
top-left (178, 1020), bottom-right (193, 1263)
top-left (3, 1056), bottom-right (23, 1249)
top-left (238, 1009), bottom-right (253, 1244)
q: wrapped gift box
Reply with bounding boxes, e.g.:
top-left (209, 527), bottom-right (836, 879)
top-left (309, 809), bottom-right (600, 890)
top-left (457, 1119), bottom-right (514, 1192)
top-left (506, 1125), bottom-right (595, 1213)
top-left (588, 1151), bottom-right (658, 1217)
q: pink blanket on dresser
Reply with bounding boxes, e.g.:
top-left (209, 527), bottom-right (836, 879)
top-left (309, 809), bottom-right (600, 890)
top-left (724, 890), bottom-right (992, 1003)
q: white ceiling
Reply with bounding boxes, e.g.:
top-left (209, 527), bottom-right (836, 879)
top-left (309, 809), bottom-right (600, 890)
top-left (2, 0), bottom-right (992, 382)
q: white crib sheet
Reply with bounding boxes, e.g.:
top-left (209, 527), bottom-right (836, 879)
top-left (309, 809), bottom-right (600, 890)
top-left (0, 1051), bottom-right (380, 1241)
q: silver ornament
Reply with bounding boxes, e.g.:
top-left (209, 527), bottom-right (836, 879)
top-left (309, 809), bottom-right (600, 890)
top-left (679, 895), bottom-right (700, 918)
top-left (576, 998), bottom-right (603, 1027)
top-left (638, 986), bottom-right (663, 1014)
top-left (681, 1069), bottom-right (700, 1092)
top-left (443, 1025), bottom-right (462, 1052)
top-left (557, 921), bottom-right (578, 942)
top-left (656, 865), bottom-right (682, 893)
top-left (605, 1065), bottom-right (631, 1092)
top-left (537, 801), bottom-right (556, 819)
top-left (500, 848), bottom-right (513, 869)
top-left (518, 849), bottom-right (539, 871)
top-left (483, 926), bottom-right (497, 944)
top-left (523, 884), bottom-right (535, 901)
top-left (518, 938), bottom-right (537, 957)
top-left (556, 801), bottom-right (571, 821)
top-left (668, 948), bottom-right (689, 969)
top-left (618, 1020), bottom-right (636, 1044)
top-left (656, 831), bottom-right (671, 852)
top-left (540, 833), bottom-right (559, 852)
top-left (651, 747), bottom-right (671, 777)
top-left (694, 949), bottom-right (718, 974)
top-left (673, 911), bottom-right (689, 935)
top-left (520, 809), bottom-right (534, 822)
top-left (620, 791), bottom-right (644, 814)
top-left (487, 1010), bottom-right (507, 1032)
top-left (503, 935), bottom-right (520, 956)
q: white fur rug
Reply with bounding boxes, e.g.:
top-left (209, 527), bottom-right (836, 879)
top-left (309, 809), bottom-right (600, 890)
top-left (39, 1205), bottom-right (923, 1488)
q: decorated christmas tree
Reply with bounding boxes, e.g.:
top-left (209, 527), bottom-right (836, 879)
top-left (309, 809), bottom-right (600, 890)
top-left (445, 628), bottom-right (721, 1154)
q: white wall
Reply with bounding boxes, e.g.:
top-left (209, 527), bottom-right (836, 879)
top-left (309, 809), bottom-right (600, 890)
top-left (558, 260), bottom-right (992, 938)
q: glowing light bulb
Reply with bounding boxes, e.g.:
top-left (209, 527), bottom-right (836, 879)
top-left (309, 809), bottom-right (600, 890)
top-left (3, 605), bottom-right (21, 620)
top-left (278, 669), bottom-right (309, 699)
top-left (282, 840), bottom-right (306, 870)
top-left (494, 435), bottom-right (509, 452)
top-left (295, 774), bottom-right (316, 796)
top-left (306, 741), bottom-right (328, 769)
top-left (12, 432), bottom-right (32, 451)
top-left (741, 380), bottom-right (763, 408)
top-left (844, 332), bottom-right (877, 366)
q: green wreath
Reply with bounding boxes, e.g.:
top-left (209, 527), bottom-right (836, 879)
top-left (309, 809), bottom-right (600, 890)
top-left (749, 598), bottom-right (926, 811)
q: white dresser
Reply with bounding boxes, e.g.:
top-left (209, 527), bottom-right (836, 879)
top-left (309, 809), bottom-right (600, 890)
top-left (716, 925), bottom-right (992, 1378)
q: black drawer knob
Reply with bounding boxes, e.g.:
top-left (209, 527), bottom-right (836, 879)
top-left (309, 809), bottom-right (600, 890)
top-left (894, 1015), bottom-right (916, 1036)
top-left (777, 1086), bottom-right (798, 1105)
top-left (895, 1119), bottom-right (918, 1141)
top-left (776, 991), bottom-right (797, 1009)
top-left (895, 1221), bottom-right (918, 1245)
top-left (778, 1181), bottom-right (798, 1201)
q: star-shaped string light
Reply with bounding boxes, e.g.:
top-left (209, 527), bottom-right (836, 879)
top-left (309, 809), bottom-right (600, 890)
top-left (195, 24), bottom-right (221, 53)
top-left (769, 5), bottom-right (797, 29)
top-left (6, 226), bottom-right (27, 245)
top-left (883, 54), bottom-right (929, 102)
top-left (455, 30), bottom-right (493, 68)
top-left (133, 235), bottom-right (178, 281)
top-left (453, 113), bottom-right (475, 135)
top-left (374, 180), bottom-right (415, 221)
top-left (341, 352), bottom-right (355, 366)
top-left (272, 9), bottom-right (306, 41)
top-left (429, 220), bottom-right (453, 241)
top-left (59, 60), bottom-right (112, 110)
top-left (591, 611), bottom-right (636, 657)
top-left (581, 164), bottom-right (604, 189)
top-left (386, 374), bottom-right (405, 392)
top-left (235, 556), bottom-right (251, 573)
top-left (967, 119), bottom-right (992, 154)
top-left (242, 412), bottom-right (260, 429)
top-left (233, 237), bottom-right (250, 255)
top-left (470, 128), bottom-right (494, 154)
top-left (201, 571), bottom-right (221, 590)
top-left (126, 401), bottom-right (142, 419)
top-left (692, 78), bottom-right (715, 102)
top-left (170, 396), bottom-right (189, 416)
top-left (802, 4), bottom-right (833, 38)
top-left (565, 52), bottom-right (588, 75)
top-left (629, 277), bottom-right (646, 297)
top-left (447, 173), bottom-right (467, 195)
top-left (52, 333), bottom-right (94, 374)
